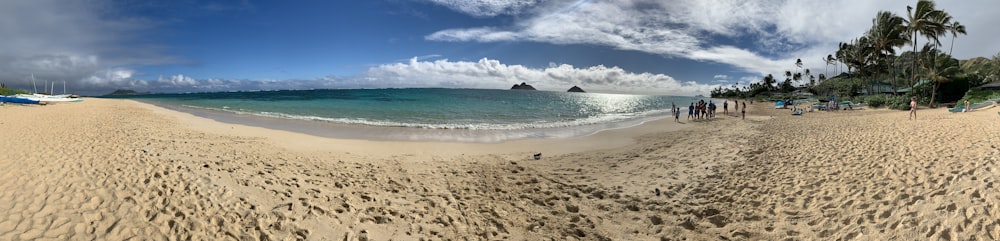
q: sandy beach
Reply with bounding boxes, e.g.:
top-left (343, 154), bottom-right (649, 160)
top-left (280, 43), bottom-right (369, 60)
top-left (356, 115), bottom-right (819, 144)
top-left (2, 98), bottom-right (999, 240)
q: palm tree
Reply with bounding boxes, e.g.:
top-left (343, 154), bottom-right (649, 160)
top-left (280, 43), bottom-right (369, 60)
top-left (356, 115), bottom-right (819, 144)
top-left (840, 37), bottom-right (876, 94)
top-left (946, 21), bottom-right (967, 56)
top-left (837, 42), bottom-right (849, 74)
top-left (784, 70), bottom-right (793, 89)
top-left (904, 0), bottom-right (949, 89)
top-left (925, 51), bottom-right (959, 107)
top-left (795, 59), bottom-right (804, 85)
top-left (763, 74), bottom-right (776, 91)
top-left (824, 54), bottom-right (836, 77)
top-left (867, 11), bottom-right (908, 94)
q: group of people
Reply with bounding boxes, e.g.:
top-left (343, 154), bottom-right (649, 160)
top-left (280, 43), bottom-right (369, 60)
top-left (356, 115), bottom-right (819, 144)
top-left (687, 100), bottom-right (716, 120)
top-left (724, 99), bottom-right (748, 120)
top-left (671, 99), bottom-right (747, 122)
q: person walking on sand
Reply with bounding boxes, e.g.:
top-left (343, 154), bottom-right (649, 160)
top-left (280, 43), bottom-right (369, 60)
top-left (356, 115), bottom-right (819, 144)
top-left (674, 107), bottom-right (680, 122)
top-left (909, 97), bottom-right (917, 120)
top-left (964, 99), bottom-right (970, 112)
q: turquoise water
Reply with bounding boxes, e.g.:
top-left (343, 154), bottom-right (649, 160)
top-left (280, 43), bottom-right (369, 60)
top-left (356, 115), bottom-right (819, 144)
top-left (113, 88), bottom-right (704, 141)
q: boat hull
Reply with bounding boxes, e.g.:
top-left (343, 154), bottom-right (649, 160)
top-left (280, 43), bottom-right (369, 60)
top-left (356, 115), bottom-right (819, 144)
top-left (1, 96), bottom-right (41, 104)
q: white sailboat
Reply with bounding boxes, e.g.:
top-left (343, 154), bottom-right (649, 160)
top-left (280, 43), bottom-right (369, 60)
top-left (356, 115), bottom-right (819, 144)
top-left (17, 74), bottom-right (82, 103)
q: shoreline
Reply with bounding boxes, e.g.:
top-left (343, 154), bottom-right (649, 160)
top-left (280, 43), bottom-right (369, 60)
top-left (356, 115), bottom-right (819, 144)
top-left (144, 99), bottom-right (677, 144)
top-left (131, 98), bottom-right (696, 157)
top-left (6, 98), bottom-right (994, 239)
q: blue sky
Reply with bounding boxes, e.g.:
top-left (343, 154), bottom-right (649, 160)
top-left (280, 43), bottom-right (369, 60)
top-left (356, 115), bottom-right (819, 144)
top-left (2, 0), bottom-right (999, 95)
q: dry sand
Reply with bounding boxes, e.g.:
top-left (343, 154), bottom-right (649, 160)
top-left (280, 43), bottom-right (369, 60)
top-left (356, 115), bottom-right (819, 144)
top-left (1, 98), bottom-right (998, 240)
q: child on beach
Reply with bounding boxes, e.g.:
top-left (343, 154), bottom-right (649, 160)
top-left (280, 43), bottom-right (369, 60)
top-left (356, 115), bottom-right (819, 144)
top-left (909, 97), bottom-right (917, 120)
top-left (674, 107), bottom-right (680, 122)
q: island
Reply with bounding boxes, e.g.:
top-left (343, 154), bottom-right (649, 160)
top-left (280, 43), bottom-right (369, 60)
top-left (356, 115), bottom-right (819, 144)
top-left (567, 86), bottom-right (585, 93)
top-left (510, 82), bottom-right (536, 90)
top-left (104, 89), bottom-right (151, 96)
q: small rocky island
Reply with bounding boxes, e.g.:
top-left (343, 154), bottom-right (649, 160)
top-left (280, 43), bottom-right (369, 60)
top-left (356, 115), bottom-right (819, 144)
top-left (510, 82), bottom-right (536, 90)
top-left (567, 86), bottom-right (585, 93)
top-left (104, 89), bottom-right (151, 96)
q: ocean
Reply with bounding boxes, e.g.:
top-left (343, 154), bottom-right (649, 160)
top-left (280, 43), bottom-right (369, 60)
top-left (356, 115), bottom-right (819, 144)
top-left (112, 88), bottom-right (707, 142)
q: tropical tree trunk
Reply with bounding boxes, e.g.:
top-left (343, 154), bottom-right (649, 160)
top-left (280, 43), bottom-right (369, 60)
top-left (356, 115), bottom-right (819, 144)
top-left (911, 33), bottom-right (918, 90)
top-left (929, 83), bottom-right (939, 108)
top-left (949, 36), bottom-right (956, 56)
top-left (891, 56), bottom-right (898, 95)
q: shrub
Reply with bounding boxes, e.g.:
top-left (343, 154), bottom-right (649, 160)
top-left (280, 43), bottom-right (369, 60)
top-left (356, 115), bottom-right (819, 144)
top-left (0, 87), bottom-right (28, 96)
top-left (850, 94), bottom-right (912, 110)
top-left (960, 89), bottom-right (1000, 104)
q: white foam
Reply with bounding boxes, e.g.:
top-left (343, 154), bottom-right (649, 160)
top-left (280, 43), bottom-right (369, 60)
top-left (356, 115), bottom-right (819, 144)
top-left (179, 104), bottom-right (670, 131)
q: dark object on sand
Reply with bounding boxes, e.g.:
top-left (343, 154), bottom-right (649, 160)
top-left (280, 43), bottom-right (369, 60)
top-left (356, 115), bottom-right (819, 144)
top-left (533, 153), bottom-right (542, 160)
top-left (655, 188), bottom-right (661, 196)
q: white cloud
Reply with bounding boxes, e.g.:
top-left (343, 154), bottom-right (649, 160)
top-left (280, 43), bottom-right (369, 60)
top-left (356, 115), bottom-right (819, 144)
top-left (714, 74), bottom-right (729, 83)
top-left (34, 57), bottom-right (718, 95)
top-left (739, 76), bottom-right (762, 85)
top-left (426, 0), bottom-right (1000, 83)
top-left (361, 57), bottom-right (718, 96)
top-left (424, 0), bottom-right (545, 17)
top-left (0, 0), bottom-right (174, 95)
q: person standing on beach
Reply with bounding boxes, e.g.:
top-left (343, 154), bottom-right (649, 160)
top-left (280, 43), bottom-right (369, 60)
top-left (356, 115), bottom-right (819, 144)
top-left (964, 99), bottom-right (970, 112)
top-left (708, 101), bottom-right (716, 118)
top-left (909, 97), bottom-right (917, 120)
top-left (723, 100), bottom-right (728, 115)
top-left (732, 100), bottom-right (738, 117)
top-left (741, 102), bottom-right (746, 120)
top-left (674, 107), bottom-right (680, 122)
top-left (688, 103), bottom-right (694, 120)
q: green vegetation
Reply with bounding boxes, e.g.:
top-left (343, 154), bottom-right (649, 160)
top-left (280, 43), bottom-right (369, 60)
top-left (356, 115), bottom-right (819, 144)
top-left (959, 89), bottom-right (1000, 104)
top-left (711, 0), bottom-right (999, 109)
top-left (847, 94), bottom-right (914, 110)
top-left (0, 86), bottom-right (28, 96)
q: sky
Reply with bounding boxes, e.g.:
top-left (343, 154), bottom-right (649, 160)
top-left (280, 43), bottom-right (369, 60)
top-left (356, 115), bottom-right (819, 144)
top-left (2, 0), bottom-right (999, 96)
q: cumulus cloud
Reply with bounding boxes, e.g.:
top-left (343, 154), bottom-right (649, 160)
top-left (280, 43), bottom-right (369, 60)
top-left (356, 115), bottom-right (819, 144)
top-left (42, 57), bottom-right (716, 95)
top-left (426, 0), bottom-right (1000, 81)
top-left (361, 57), bottom-right (718, 95)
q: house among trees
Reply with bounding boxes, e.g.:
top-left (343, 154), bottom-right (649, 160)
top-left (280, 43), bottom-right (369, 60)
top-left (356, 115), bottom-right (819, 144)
top-left (979, 80), bottom-right (1000, 90)
top-left (792, 87), bottom-right (814, 97)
